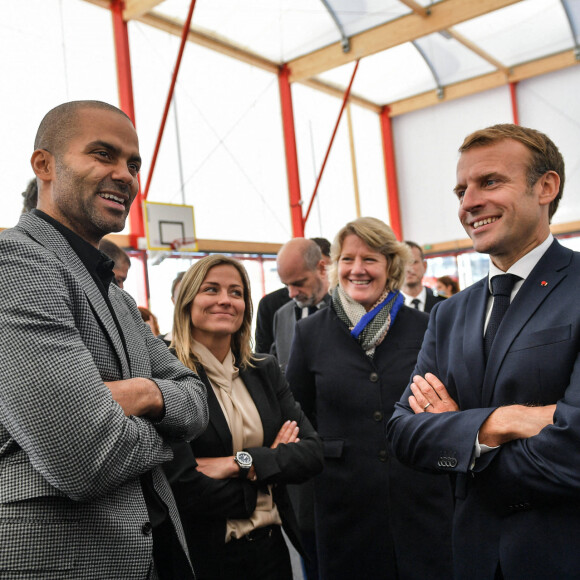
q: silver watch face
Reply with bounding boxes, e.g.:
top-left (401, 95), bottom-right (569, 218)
top-left (236, 451), bottom-right (252, 468)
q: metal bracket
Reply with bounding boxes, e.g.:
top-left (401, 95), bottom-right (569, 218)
top-left (320, 0), bottom-right (351, 53)
top-left (412, 40), bottom-right (444, 100)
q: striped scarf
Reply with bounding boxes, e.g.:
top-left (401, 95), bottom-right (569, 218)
top-left (332, 285), bottom-right (404, 357)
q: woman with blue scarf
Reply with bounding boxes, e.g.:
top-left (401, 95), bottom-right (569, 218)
top-left (286, 217), bottom-right (454, 580)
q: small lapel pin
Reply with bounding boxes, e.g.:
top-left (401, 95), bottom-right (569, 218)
top-left (541, 280), bottom-right (548, 287)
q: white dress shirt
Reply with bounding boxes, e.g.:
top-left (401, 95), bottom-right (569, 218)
top-left (402, 286), bottom-right (427, 311)
top-left (475, 233), bottom-right (554, 459)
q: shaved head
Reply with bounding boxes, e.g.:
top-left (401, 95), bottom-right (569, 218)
top-left (277, 238), bottom-right (328, 308)
top-left (34, 100), bottom-right (133, 158)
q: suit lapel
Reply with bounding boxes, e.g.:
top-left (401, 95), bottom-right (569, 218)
top-left (196, 366), bottom-right (233, 453)
top-left (462, 279), bottom-right (488, 407)
top-left (18, 214), bottom-right (131, 377)
top-left (241, 365), bottom-right (276, 445)
top-left (481, 241), bottom-right (572, 405)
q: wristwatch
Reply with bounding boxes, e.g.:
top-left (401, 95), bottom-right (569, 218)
top-left (234, 451), bottom-right (253, 478)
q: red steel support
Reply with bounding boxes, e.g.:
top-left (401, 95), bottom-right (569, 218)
top-left (143, 0), bottom-right (197, 200)
top-left (278, 65), bottom-right (304, 238)
top-left (509, 81), bottom-right (520, 125)
top-left (379, 107), bottom-right (403, 241)
top-left (111, 0), bottom-right (144, 250)
top-left (304, 60), bottom-right (360, 225)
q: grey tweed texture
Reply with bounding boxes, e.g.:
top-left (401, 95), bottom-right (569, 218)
top-left (0, 213), bottom-right (208, 579)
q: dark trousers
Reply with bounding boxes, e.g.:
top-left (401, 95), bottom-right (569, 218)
top-left (152, 518), bottom-right (195, 580)
top-left (198, 525), bottom-right (292, 580)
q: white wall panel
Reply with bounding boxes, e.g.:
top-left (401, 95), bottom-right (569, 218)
top-left (394, 86), bottom-right (513, 246)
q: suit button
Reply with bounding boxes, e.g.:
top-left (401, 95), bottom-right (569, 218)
top-left (141, 522), bottom-right (153, 535)
top-left (373, 411), bottom-right (383, 422)
top-left (369, 372), bottom-right (379, 383)
top-left (378, 449), bottom-right (388, 462)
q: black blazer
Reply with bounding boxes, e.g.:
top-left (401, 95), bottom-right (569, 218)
top-left (164, 354), bottom-right (323, 578)
top-left (425, 286), bottom-right (446, 313)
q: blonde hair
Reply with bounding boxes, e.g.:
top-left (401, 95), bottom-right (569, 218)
top-left (328, 217), bottom-right (411, 293)
top-left (171, 255), bottom-right (255, 370)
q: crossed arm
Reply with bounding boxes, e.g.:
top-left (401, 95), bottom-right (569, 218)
top-left (105, 377), bottom-right (164, 418)
top-left (194, 420), bottom-right (300, 480)
top-left (408, 372), bottom-right (555, 445)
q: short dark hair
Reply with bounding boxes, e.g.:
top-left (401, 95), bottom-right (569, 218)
top-left (437, 276), bottom-right (460, 295)
top-left (171, 271), bottom-right (186, 301)
top-left (99, 238), bottom-right (130, 266)
top-left (459, 124), bottom-right (565, 221)
top-left (310, 237), bottom-right (331, 258)
top-left (405, 241), bottom-right (424, 260)
top-left (21, 178), bottom-right (38, 213)
top-left (34, 100), bottom-right (132, 158)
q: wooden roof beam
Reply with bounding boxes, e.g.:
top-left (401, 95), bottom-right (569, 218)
top-left (387, 49), bottom-right (580, 117)
top-left (445, 28), bottom-right (509, 75)
top-left (287, 0), bottom-right (523, 82)
top-left (124, 0), bottom-right (166, 20)
top-left (135, 11), bottom-right (280, 74)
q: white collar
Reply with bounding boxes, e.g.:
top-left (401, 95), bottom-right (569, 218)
top-left (488, 233), bottom-right (554, 290)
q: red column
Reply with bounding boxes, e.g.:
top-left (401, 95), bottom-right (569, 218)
top-left (278, 65), bottom-right (304, 238)
top-left (304, 60), bottom-right (359, 225)
top-left (509, 82), bottom-right (520, 125)
top-left (379, 107), bottom-right (403, 240)
top-left (110, 0), bottom-right (144, 250)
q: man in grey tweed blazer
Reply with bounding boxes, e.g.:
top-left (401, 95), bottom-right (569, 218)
top-left (0, 101), bottom-right (208, 578)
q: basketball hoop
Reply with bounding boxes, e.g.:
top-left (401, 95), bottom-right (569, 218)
top-left (170, 237), bottom-right (198, 253)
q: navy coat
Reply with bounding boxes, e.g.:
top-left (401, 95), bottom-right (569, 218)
top-left (286, 304), bottom-right (454, 580)
top-left (388, 240), bottom-right (580, 579)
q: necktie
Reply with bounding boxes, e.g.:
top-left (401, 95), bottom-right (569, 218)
top-left (307, 305), bottom-right (318, 316)
top-left (411, 298), bottom-right (421, 310)
top-left (484, 274), bottom-right (521, 359)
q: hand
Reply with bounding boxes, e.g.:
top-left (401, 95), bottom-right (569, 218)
top-left (479, 404), bottom-right (556, 446)
top-left (409, 373), bottom-right (459, 415)
top-left (105, 378), bottom-right (164, 418)
top-left (195, 456), bottom-right (239, 479)
top-left (271, 420), bottom-right (300, 449)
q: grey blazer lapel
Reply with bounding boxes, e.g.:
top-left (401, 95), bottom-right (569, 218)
top-left (18, 213), bottom-right (131, 378)
top-left (482, 240), bottom-right (571, 405)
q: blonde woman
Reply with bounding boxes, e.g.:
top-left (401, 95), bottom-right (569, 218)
top-left (286, 217), bottom-right (454, 579)
top-left (163, 255), bottom-right (323, 580)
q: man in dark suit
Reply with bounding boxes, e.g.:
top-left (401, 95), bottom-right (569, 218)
top-left (255, 238), bottom-right (331, 355)
top-left (255, 286), bottom-right (291, 354)
top-left (272, 238), bottom-right (330, 372)
top-left (0, 101), bottom-right (208, 578)
top-left (387, 124), bottom-right (579, 579)
top-left (402, 240), bottom-right (445, 312)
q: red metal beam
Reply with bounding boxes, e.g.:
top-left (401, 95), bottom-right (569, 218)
top-left (143, 0), bottom-right (197, 200)
top-left (303, 60), bottom-right (360, 225)
top-left (379, 107), bottom-right (403, 241)
top-left (509, 81), bottom-right (519, 125)
top-left (278, 64), bottom-right (304, 237)
top-left (111, 0), bottom-right (144, 249)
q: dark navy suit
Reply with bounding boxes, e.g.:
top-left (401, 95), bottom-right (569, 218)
top-left (388, 240), bottom-right (580, 579)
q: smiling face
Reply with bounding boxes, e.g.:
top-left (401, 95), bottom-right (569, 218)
top-left (34, 107), bottom-right (141, 247)
top-left (190, 264), bottom-right (246, 345)
top-left (338, 234), bottom-right (389, 311)
top-left (455, 139), bottom-right (557, 271)
top-left (404, 246), bottom-right (426, 290)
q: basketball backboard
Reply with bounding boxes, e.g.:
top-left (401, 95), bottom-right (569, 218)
top-left (144, 201), bottom-right (197, 252)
